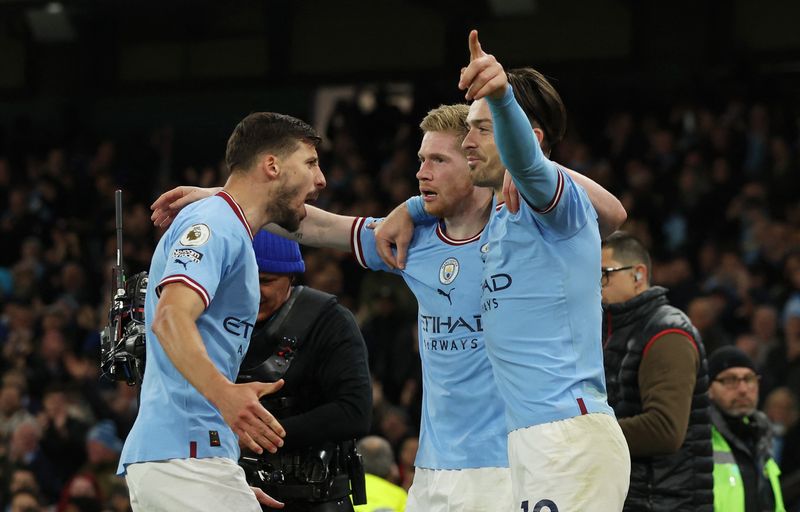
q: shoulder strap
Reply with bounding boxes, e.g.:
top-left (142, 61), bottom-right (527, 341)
top-left (275, 285), bottom-right (337, 350)
top-left (238, 286), bottom-right (337, 383)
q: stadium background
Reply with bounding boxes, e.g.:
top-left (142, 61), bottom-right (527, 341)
top-left (0, 0), bottom-right (799, 510)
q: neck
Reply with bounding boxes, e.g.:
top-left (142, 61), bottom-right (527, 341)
top-left (442, 189), bottom-right (493, 239)
top-left (222, 173), bottom-right (270, 233)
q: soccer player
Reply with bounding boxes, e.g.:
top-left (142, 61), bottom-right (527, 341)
top-left (394, 31), bottom-right (631, 510)
top-left (120, 112), bottom-right (326, 511)
top-left (150, 103), bottom-right (625, 511)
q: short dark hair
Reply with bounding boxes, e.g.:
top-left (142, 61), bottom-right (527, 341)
top-left (602, 231), bottom-right (652, 283)
top-left (225, 112), bottom-right (321, 174)
top-left (507, 68), bottom-right (567, 154)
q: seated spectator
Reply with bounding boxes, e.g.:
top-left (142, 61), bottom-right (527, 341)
top-left (81, 420), bottom-right (123, 500)
top-left (9, 488), bottom-right (43, 512)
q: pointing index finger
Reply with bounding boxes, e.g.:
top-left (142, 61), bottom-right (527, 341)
top-left (468, 29), bottom-right (483, 62)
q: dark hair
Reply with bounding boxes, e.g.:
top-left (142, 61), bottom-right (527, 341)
top-left (602, 231), bottom-right (652, 282)
top-left (225, 112), bottom-right (321, 174)
top-left (507, 68), bottom-right (567, 154)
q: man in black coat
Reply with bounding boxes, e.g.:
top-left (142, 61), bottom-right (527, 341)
top-left (238, 231), bottom-right (371, 512)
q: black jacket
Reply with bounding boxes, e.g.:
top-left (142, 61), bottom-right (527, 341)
top-left (603, 286), bottom-right (714, 511)
top-left (238, 287), bottom-right (372, 509)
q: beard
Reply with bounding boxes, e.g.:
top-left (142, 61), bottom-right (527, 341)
top-left (268, 181), bottom-right (305, 232)
top-left (469, 163), bottom-right (502, 189)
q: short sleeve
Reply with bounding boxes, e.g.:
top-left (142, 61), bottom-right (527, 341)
top-left (350, 217), bottom-right (394, 273)
top-left (156, 221), bottom-right (231, 308)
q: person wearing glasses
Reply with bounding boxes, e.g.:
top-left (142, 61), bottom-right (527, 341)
top-left (707, 346), bottom-right (787, 512)
top-left (601, 231), bottom-right (713, 511)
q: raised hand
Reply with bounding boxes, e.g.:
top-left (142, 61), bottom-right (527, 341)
top-left (457, 30), bottom-right (508, 101)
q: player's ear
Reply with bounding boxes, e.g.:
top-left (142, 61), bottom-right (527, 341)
top-left (532, 127), bottom-right (545, 146)
top-left (259, 154), bottom-right (279, 180)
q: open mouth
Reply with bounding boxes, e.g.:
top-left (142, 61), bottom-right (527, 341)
top-left (420, 190), bottom-right (438, 200)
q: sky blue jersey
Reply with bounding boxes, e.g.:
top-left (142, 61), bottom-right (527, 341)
top-left (351, 217), bottom-right (508, 470)
top-left (481, 86), bottom-right (614, 432)
top-left (119, 191), bottom-right (258, 474)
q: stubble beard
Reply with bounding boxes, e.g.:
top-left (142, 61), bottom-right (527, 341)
top-left (268, 182), bottom-right (304, 233)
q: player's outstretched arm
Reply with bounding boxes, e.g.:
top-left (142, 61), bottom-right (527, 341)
top-left (266, 205), bottom-right (355, 252)
top-left (152, 283), bottom-right (286, 455)
top-left (152, 186), bottom-right (358, 252)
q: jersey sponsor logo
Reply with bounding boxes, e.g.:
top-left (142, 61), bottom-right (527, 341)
top-left (419, 314), bottom-right (483, 334)
top-left (223, 316), bottom-right (255, 338)
top-left (179, 224), bottom-right (211, 246)
top-left (439, 257), bottom-right (459, 285)
top-left (422, 336), bottom-right (479, 351)
top-left (481, 273), bottom-right (512, 293)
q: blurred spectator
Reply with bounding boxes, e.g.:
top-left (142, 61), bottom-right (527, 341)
top-left (81, 420), bottom-right (122, 500)
top-left (0, 383), bottom-right (33, 442)
top-left (3, 418), bottom-right (59, 502)
top-left (57, 473), bottom-right (102, 512)
top-left (37, 387), bottom-right (89, 488)
top-left (9, 488), bottom-right (43, 512)
top-left (354, 436), bottom-right (407, 512)
top-left (763, 387), bottom-right (800, 468)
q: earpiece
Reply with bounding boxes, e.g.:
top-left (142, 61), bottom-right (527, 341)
top-left (634, 272), bottom-right (642, 282)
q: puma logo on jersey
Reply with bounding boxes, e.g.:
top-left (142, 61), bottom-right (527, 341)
top-left (437, 288), bottom-right (455, 305)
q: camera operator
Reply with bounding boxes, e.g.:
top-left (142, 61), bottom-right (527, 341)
top-left (238, 231), bottom-right (371, 511)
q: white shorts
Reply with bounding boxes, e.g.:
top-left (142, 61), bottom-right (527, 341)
top-left (406, 466), bottom-right (514, 512)
top-left (508, 413), bottom-right (630, 512)
top-left (125, 457), bottom-right (261, 512)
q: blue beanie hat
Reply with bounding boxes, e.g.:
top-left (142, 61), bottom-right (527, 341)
top-left (252, 231), bottom-right (305, 274)
top-left (86, 420), bottom-right (123, 453)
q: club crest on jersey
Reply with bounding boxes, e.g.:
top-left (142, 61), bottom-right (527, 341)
top-left (439, 257), bottom-right (459, 285)
top-left (480, 243), bottom-right (490, 254)
top-left (179, 224), bottom-right (211, 247)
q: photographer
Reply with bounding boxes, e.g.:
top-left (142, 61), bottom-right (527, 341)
top-left (239, 231), bottom-right (371, 511)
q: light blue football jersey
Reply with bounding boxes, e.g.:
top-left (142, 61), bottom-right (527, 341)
top-left (352, 217), bottom-right (508, 469)
top-left (481, 86), bottom-right (614, 433)
top-left (119, 191), bottom-right (258, 474)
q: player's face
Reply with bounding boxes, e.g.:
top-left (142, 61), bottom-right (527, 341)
top-left (270, 142), bottom-right (326, 232)
top-left (416, 131), bottom-right (475, 218)
top-left (257, 272), bottom-right (292, 322)
top-left (708, 367), bottom-right (759, 417)
top-left (462, 99), bottom-right (505, 189)
top-left (600, 248), bottom-right (638, 304)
